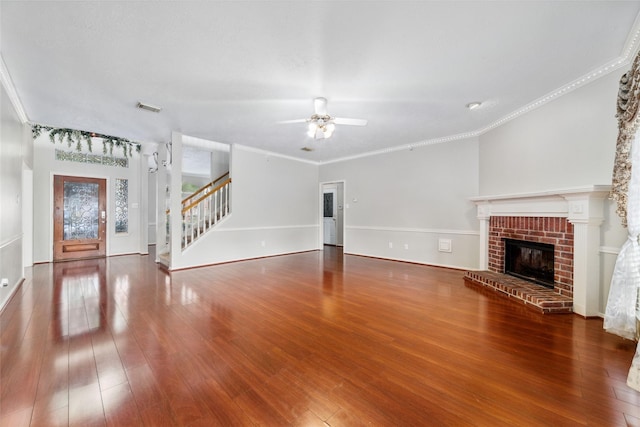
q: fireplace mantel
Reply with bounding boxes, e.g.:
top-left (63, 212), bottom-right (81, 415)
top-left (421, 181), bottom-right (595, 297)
top-left (471, 185), bottom-right (611, 317)
top-left (470, 185), bottom-right (611, 219)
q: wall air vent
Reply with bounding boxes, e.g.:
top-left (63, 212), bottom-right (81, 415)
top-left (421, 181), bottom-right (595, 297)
top-left (136, 102), bottom-right (162, 113)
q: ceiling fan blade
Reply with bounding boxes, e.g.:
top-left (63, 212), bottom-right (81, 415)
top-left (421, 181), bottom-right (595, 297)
top-left (278, 119), bottom-right (308, 124)
top-left (334, 117), bottom-right (368, 126)
top-left (314, 97), bottom-right (328, 116)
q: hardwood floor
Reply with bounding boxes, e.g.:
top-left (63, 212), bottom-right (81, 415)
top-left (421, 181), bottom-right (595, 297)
top-left (1, 246), bottom-right (640, 426)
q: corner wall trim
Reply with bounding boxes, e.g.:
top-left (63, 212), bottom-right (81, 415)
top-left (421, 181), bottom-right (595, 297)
top-left (0, 52), bottom-right (29, 123)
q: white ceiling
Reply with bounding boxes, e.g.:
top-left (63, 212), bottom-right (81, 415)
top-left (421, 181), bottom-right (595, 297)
top-left (2, 1), bottom-right (640, 163)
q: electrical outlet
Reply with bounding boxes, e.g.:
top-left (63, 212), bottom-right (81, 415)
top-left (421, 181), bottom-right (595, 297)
top-left (404, 244), bottom-right (409, 250)
top-left (388, 242), bottom-right (393, 249)
top-left (261, 240), bottom-right (266, 247)
top-left (1, 278), bottom-right (8, 287)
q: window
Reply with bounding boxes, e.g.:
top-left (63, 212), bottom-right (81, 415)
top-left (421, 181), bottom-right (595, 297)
top-left (115, 178), bottom-right (128, 234)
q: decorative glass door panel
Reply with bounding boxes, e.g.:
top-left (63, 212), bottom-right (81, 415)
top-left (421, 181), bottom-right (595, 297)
top-left (54, 175), bottom-right (106, 261)
top-left (64, 182), bottom-right (99, 240)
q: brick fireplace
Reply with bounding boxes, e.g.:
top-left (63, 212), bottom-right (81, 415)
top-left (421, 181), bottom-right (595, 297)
top-left (489, 216), bottom-right (574, 297)
top-left (469, 186), bottom-right (610, 317)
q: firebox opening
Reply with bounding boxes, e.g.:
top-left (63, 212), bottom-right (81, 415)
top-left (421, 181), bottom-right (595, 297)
top-left (504, 239), bottom-right (554, 288)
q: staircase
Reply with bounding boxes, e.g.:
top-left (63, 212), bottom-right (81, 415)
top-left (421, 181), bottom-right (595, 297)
top-left (162, 172), bottom-right (231, 265)
top-left (180, 172), bottom-right (231, 248)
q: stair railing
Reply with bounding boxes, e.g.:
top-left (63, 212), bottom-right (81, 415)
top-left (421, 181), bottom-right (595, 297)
top-left (181, 171), bottom-right (229, 210)
top-left (165, 171), bottom-right (232, 249)
top-left (181, 177), bottom-right (231, 248)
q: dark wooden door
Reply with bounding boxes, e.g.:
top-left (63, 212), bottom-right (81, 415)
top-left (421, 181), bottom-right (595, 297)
top-left (53, 175), bottom-right (107, 261)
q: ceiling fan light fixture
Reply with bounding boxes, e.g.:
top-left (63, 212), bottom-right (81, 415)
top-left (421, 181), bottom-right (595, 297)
top-left (466, 101), bottom-right (482, 110)
top-left (282, 97), bottom-right (367, 140)
top-left (324, 123), bottom-right (335, 138)
top-left (307, 122), bottom-right (317, 138)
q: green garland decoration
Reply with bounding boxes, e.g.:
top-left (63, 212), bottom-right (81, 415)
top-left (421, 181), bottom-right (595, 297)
top-left (31, 124), bottom-right (142, 158)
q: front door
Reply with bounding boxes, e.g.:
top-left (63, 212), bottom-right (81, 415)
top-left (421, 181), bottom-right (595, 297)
top-left (53, 175), bottom-right (107, 261)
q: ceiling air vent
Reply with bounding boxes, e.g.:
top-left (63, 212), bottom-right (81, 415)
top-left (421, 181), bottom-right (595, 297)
top-left (136, 102), bottom-right (162, 113)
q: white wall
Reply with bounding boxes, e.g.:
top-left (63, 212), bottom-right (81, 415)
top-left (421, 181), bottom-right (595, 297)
top-left (211, 149), bottom-right (229, 180)
top-left (319, 137), bottom-right (480, 269)
top-left (32, 135), bottom-right (145, 263)
top-left (478, 70), bottom-right (627, 314)
top-left (170, 144), bottom-right (319, 269)
top-left (479, 71), bottom-right (620, 195)
top-left (0, 83), bottom-right (27, 309)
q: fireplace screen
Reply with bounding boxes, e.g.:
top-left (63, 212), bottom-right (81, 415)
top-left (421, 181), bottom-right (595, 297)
top-left (504, 239), bottom-right (554, 287)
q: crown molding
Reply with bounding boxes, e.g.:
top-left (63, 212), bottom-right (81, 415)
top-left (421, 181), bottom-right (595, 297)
top-left (319, 131), bottom-right (480, 165)
top-left (322, 13), bottom-right (640, 166)
top-left (0, 52), bottom-right (29, 124)
top-left (474, 13), bottom-right (640, 137)
top-left (233, 143), bottom-right (320, 165)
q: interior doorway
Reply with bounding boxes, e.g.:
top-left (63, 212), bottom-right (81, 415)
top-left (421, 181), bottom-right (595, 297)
top-left (323, 189), bottom-right (337, 245)
top-left (321, 182), bottom-right (344, 247)
top-left (53, 175), bottom-right (107, 261)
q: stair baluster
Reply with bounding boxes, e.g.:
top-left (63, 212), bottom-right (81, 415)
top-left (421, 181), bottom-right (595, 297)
top-left (180, 177), bottom-right (231, 249)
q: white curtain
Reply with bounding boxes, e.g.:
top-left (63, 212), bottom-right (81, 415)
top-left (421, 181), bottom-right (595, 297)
top-left (605, 51), bottom-right (640, 391)
top-left (605, 133), bottom-right (640, 390)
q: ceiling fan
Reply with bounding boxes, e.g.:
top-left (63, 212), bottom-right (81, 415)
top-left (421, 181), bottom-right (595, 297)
top-left (280, 97), bottom-right (367, 139)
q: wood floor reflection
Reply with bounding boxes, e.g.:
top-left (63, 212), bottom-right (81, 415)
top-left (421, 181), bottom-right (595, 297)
top-left (2, 247), bottom-right (640, 426)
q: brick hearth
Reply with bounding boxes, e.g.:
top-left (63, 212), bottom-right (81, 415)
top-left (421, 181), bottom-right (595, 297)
top-left (464, 271), bottom-right (573, 314)
top-left (489, 216), bottom-right (574, 297)
top-left (465, 216), bottom-right (575, 314)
